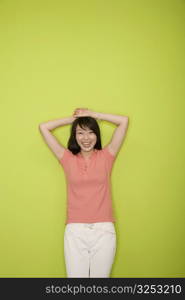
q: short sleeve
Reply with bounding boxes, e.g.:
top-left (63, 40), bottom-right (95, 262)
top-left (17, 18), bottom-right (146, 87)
top-left (102, 146), bottom-right (116, 172)
top-left (58, 149), bottom-right (73, 169)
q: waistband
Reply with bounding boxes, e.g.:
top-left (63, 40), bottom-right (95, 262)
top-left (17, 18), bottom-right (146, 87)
top-left (66, 222), bottom-right (114, 230)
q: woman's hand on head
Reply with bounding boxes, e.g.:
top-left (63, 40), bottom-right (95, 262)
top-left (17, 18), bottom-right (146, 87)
top-left (73, 108), bottom-right (94, 118)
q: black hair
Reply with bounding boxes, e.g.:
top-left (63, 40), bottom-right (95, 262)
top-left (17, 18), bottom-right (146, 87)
top-left (67, 116), bottom-right (102, 155)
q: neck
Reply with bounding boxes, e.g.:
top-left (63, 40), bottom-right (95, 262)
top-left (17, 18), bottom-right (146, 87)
top-left (80, 149), bottom-right (94, 158)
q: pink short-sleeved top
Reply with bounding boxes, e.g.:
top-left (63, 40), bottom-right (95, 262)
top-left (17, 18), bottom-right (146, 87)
top-left (59, 147), bottom-right (116, 224)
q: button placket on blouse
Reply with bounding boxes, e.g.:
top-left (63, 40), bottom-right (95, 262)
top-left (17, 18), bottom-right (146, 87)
top-left (81, 159), bottom-right (90, 174)
top-left (79, 150), bottom-right (97, 174)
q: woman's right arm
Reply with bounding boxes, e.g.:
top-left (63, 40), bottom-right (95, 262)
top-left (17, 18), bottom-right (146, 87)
top-left (39, 116), bottom-right (75, 161)
top-left (39, 116), bottom-right (75, 130)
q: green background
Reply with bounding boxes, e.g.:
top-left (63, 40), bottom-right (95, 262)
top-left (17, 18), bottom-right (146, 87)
top-left (0, 0), bottom-right (184, 277)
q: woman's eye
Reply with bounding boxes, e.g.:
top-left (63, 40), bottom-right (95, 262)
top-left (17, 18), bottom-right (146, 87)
top-left (78, 132), bottom-right (93, 134)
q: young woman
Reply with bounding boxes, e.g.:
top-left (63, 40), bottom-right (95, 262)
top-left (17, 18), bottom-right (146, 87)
top-left (39, 108), bottom-right (129, 278)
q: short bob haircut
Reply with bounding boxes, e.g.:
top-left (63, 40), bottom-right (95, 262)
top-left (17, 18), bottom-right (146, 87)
top-left (67, 116), bottom-right (102, 155)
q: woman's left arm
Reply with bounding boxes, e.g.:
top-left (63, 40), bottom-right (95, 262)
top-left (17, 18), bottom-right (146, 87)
top-left (92, 110), bottom-right (129, 156)
top-left (92, 111), bottom-right (128, 125)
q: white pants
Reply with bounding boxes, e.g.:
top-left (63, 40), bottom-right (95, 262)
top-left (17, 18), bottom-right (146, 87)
top-left (64, 222), bottom-right (117, 278)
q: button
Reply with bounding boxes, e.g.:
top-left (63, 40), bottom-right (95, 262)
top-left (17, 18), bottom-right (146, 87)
top-left (89, 224), bottom-right (94, 229)
top-left (85, 223), bottom-right (94, 229)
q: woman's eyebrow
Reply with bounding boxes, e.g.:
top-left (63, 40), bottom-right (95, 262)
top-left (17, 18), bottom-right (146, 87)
top-left (77, 129), bottom-right (92, 132)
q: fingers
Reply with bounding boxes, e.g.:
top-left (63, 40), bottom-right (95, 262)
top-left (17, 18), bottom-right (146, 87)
top-left (73, 108), bottom-right (89, 118)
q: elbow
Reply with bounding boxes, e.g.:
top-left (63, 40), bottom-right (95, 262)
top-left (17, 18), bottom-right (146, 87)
top-left (39, 123), bottom-right (46, 130)
top-left (39, 123), bottom-right (50, 131)
top-left (120, 116), bottom-right (129, 127)
top-left (121, 116), bottom-right (129, 122)
top-left (39, 123), bottom-right (46, 128)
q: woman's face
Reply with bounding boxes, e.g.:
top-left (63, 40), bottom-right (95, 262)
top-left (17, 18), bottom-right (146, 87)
top-left (75, 124), bottom-right (97, 152)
